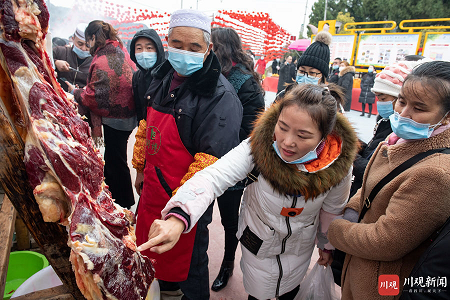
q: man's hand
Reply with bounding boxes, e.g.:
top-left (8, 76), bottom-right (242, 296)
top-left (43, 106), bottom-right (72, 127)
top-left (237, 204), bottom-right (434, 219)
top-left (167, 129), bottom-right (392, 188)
top-left (135, 172), bottom-right (144, 195)
top-left (55, 60), bottom-right (70, 72)
top-left (317, 248), bottom-right (333, 266)
top-left (137, 216), bottom-right (185, 254)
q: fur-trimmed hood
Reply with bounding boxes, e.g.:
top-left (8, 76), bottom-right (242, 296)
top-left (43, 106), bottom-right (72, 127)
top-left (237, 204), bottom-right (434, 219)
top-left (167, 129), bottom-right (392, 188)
top-left (250, 102), bottom-right (358, 199)
top-left (339, 65), bottom-right (356, 77)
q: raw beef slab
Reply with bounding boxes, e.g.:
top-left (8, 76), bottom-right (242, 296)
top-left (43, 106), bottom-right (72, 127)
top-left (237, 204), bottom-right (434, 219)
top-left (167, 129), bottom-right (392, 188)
top-left (0, 1), bottom-right (155, 299)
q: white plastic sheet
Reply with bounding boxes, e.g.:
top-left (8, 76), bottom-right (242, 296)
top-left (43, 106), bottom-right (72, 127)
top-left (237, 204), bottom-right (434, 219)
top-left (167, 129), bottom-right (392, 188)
top-left (146, 279), bottom-right (160, 300)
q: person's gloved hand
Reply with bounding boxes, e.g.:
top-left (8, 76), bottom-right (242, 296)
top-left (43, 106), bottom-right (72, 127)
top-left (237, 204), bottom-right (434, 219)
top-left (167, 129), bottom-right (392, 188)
top-left (343, 208), bottom-right (359, 223)
top-left (333, 208), bottom-right (359, 223)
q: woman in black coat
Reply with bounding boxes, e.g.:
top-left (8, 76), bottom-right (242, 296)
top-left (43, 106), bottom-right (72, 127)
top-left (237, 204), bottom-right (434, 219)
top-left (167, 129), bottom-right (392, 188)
top-left (358, 66), bottom-right (376, 117)
top-left (337, 61), bottom-right (355, 111)
top-left (210, 27), bottom-right (266, 292)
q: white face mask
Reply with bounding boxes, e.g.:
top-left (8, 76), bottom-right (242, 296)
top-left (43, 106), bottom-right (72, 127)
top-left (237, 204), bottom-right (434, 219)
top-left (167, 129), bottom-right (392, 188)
top-left (339, 66), bottom-right (344, 72)
top-left (272, 140), bottom-right (322, 164)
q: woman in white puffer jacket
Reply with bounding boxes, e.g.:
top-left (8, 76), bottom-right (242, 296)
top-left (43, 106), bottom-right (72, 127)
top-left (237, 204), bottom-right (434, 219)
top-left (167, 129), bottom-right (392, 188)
top-left (138, 84), bottom-right (358, 300)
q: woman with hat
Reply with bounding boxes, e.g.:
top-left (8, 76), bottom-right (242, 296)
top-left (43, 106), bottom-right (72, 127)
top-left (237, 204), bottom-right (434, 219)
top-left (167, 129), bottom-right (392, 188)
top-left (275, 31), bottom-right (332, 101)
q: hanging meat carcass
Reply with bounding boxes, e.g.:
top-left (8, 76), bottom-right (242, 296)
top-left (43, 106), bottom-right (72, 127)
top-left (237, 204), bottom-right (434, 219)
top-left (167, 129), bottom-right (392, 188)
top-left (0, 1), bottom-right (155, 299)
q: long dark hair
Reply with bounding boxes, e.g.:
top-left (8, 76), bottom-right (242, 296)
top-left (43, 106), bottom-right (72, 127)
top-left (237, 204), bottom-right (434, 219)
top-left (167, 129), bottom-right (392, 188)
top-left (85, 20), bottom-right (122, 55)
top-left (211, 27), bottom-right (262, 92)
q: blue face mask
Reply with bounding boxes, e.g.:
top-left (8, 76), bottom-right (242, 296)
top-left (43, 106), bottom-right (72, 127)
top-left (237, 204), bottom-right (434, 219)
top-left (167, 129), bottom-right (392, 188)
top-left (135, 52), bottom-right (157, 70)
top-left (389, 111), bottom-right (448, 140)
top-left (368, 67), bottom-right (374, 73)
top-left (296, 74), bottom-right (320, 85)
top-left (376, 101), bottom-right (394, 118)
top-left (272, 140), bottom-right (321, 164)
top-left (168, 46), bottom-right (207, 76)
top-left (332, 65), bottom-right (339, 70)
top-left (72, 45), bottom-right (91, 59)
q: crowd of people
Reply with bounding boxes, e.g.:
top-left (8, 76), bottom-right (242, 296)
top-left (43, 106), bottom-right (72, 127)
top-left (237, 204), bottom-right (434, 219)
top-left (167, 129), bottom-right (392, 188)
top-left (52, 8), bottom-right (450, 300)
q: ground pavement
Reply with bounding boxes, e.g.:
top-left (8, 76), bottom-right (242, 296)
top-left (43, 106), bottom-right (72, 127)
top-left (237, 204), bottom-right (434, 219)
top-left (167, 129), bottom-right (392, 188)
top-left (125, 91), bottom-right (377, 300)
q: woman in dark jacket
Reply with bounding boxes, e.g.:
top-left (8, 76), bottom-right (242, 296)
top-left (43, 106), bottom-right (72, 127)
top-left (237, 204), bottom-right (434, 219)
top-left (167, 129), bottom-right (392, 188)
top-left (130, 29), bottom-right (165, 122)
top-left (358, 66), bottom-right (376, 117)
top-left (338, 61), bottom-right (355, 111)
top-left (210, 27), bottom-right (265, 292)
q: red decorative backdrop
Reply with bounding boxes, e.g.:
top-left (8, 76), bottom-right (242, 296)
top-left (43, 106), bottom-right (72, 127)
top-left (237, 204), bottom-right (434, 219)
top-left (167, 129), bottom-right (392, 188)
top-left (58, 1), bottom-right (291, 60)
top-left (213, 10), bottom-right (291, 61)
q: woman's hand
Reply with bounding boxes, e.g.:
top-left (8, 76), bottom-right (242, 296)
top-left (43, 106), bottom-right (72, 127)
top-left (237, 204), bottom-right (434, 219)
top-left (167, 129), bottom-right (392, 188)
top-left (317, 248), bottom-right (333, 266)
top-left (136, 216), bottom-right (185, 254)
top-left (65, 81), bottom-right (76, 93)
top-left (135, 172), bottom-right (144, 195)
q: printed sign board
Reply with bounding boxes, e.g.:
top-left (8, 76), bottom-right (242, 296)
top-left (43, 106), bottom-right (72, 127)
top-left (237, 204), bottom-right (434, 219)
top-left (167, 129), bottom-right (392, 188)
top-left (328, 34), bottom-right (357, 65)
top-left (311, 34), bottom-right (357, 65)
top-left (355, 33), bottom-right (421, 67)
top-left (423, 33), bottom-right (450, 62)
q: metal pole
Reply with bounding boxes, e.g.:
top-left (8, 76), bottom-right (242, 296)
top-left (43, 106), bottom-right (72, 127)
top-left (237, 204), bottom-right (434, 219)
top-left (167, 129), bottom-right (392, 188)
top-left (181, 0), bottom-right (183, 9)
top-left (324, 0), bottom-right (328, 21)
top-left (197, 0), bottom-right (198, 9)
top-left (301, 0), bottom-right (309, 38)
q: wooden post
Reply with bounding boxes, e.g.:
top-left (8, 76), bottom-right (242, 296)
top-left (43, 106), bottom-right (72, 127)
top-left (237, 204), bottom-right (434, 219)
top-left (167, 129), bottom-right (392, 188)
top-left (0, 98), bottom-right (84, 299)
top-left (0, 195), bottom-right (16, 299)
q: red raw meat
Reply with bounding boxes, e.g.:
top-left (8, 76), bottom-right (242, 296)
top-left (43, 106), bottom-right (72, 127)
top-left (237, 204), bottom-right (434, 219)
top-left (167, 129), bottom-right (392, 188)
top-left (0, 1), bottom-right (155, 299)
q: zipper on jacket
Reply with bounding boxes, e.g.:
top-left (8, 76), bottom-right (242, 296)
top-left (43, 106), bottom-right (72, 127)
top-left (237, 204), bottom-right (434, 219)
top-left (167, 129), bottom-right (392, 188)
top-left (275, 254), bottom-right (282, 299)
top-left (280, 196), bottom-right (297, 254)
top-left (276, 196), bottom-right (298, 298)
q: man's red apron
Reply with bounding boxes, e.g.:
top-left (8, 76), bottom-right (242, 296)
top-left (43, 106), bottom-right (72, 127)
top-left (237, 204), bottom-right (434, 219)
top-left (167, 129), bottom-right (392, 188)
top-left (136, 105), bottom-right (196, 282)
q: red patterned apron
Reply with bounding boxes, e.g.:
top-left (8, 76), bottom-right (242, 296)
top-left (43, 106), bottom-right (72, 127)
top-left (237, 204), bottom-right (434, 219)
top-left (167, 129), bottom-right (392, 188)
top-left (136, 106), bottom-right (196, 282)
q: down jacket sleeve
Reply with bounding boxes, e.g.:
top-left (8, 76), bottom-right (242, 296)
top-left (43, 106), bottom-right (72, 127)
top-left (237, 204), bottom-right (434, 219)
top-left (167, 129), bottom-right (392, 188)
top-left (161, 139), bottom-right (254, 232)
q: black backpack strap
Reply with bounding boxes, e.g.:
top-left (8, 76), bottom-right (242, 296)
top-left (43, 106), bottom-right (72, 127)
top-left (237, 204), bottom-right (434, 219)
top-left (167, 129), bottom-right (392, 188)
top-left (243, 166), bottom-right (260, 187)
top-left (358, 147), bottom-right (450, 222)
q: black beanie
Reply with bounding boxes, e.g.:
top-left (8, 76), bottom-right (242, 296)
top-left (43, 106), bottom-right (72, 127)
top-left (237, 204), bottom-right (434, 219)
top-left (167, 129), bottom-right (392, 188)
top-left (297, 31), bottom-right (332, 78)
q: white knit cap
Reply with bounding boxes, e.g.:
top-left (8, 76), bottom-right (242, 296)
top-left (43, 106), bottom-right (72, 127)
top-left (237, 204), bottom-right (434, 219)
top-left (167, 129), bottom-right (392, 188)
top-left (371, 62), bottom-right (412, 97)
top-left (74, 23), bottom-right (88, 41)
top-left (169, 9), bottom-right (211, 34)
top-left (371, 59), bottom-right (430, 97)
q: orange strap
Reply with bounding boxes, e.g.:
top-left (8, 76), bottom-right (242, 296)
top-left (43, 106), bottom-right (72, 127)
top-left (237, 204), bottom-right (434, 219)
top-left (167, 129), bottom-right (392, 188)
top-left (280, 207), bottom-right (304, 217)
